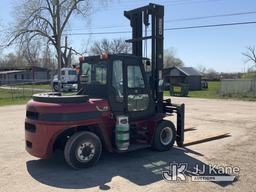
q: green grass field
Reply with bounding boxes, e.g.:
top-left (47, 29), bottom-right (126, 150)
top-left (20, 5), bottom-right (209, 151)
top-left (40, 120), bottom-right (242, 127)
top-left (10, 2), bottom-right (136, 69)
top-left (188, 81), bottom-right (221, 99)
top-left (0, 84), bottom-right (76, 106)
top-left (0, 86), bottom-right (50, 106)
top-left (0, 84), bottom-right (52, 106)
top-left (1, 81), bottom-right (255, 106)
top-left (15, 84), bottom-right (51, 90)
top-left (165, 81), bottom-right (256, 100)
top-left (0, 89), bottom-right (31, 106)
top-left (164, 81), bottom-right (221, 99)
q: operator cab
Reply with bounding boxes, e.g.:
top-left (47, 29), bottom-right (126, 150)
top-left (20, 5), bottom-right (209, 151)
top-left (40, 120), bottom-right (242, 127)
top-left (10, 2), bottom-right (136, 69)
top-left (78, 53), bottom-right (155, 120)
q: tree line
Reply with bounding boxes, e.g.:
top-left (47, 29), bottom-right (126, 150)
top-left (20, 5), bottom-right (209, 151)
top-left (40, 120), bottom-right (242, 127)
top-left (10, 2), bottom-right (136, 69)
top-left (0, 0), bottom-right (255, 76)
top-left (0, 0), bottom-right (185, 72)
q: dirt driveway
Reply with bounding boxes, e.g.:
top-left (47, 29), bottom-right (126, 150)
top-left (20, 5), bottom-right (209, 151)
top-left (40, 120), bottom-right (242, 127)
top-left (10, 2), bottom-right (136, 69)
top-left (0, 97), bottom-right (256, 192)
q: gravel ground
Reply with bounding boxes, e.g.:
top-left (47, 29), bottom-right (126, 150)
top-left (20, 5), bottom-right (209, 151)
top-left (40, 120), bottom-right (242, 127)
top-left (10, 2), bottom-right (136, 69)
top-left (0, 97), bottom-right (256, 192)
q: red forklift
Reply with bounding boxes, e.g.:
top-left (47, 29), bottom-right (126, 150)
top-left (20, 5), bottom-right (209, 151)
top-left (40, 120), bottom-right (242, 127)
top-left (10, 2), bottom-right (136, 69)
top-left (25, 3), bottom-right (185, 169)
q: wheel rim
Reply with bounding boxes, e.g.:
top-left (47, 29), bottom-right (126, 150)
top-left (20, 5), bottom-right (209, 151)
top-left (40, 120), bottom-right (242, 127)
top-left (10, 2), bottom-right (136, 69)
top-left (75, 141), bottom-right (96, 163)
top-left (54, 84), bottom-right (59, 91)
top-left (160, 127), bottom-right (173, 145)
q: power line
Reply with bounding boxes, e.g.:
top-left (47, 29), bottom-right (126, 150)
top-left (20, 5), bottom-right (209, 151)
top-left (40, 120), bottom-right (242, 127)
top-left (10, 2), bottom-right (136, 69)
top-left (64, 31), bottom-right (131, 36)
top-left (167, 11), bottom-right (256, 22)
top-left (166, 21), bottom-right (256, 30)
top-left (64, 10), bottom-right (256, 32)
top-left (4, 10), bottom-right (256, 33)
top-left (102, 0), bottom-right (225, 9)
top-left (63, 21), bottom-right (256, 36)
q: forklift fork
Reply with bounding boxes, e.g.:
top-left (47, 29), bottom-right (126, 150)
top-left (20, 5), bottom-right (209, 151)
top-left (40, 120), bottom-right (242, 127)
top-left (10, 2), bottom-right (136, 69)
top-left (164, 100), bottom-right (185, 147)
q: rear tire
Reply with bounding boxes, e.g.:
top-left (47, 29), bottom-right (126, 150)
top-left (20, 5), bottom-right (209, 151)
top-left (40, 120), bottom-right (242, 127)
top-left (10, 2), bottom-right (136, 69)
top-left (64, 131), bottom-right (102, 169)
top-left (152, 120), bottom-right (176, 151)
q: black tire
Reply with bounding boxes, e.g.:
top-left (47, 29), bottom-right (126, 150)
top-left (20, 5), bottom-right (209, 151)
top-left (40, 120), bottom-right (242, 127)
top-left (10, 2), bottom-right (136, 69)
top-left (152, 120), bottom-right (176, 151)
top-left (64, 131), bottom-right (102, 169)
top-left (53, 83), bottom-right (59, 92)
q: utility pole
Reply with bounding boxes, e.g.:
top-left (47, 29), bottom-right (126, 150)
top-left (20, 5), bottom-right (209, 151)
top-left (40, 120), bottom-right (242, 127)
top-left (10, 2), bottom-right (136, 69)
top-left (53, 0), bottom-right (62, 92)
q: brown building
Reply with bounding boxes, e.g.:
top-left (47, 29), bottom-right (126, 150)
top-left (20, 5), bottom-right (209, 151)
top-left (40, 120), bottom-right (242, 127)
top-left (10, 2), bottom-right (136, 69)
top-left (0, 67), bottom-right (50, 85)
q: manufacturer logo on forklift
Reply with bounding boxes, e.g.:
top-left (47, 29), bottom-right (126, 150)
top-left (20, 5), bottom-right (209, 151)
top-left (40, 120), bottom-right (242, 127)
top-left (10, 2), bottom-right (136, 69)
top-left (96, 105), bottom-right (109, 112)
top-left (162, 163), bottom-right (239, 182)
top-left (158, 18), bottom-right (163, 35)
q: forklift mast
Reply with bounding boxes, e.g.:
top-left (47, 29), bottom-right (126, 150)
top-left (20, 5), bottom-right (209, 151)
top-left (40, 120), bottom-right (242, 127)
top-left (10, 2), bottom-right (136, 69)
top-left (125, 4), bottom-right (184, 147)
top-left (124, 3), bottom-right (164, 112)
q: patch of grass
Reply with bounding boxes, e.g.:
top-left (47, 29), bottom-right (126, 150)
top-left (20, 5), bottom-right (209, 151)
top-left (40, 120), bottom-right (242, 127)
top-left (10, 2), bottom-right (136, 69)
top-left (221, 92), bottom-right (256, 101)
top-left (0, 88), bottom-right (42, 106)
top-left (188, 81), bottom-right (221, 99)
top-left (165, 81), bottom-right (256, 101)
top-left (173, 86), bottom-right (182, 92)
top-left (164, 81), bottom-right (221, 99)
top-left (0, 97), bottom-right (31, 106)
top-left (0, 87), bottom-right (77, 106)
top-left (14, 84), bottom-right (51, 90)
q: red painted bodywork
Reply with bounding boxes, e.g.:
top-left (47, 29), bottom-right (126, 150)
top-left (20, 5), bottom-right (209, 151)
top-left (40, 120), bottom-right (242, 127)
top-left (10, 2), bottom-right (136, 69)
top-left (25, 99), bottom-right (165, 159)
top-left (25, 98), bottom-right (115, 158)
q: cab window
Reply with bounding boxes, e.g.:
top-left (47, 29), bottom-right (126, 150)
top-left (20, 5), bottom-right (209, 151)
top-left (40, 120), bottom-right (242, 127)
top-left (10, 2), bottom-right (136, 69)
top-left (127, 65), bottom-right (145, 88)
top-left (81, 63), bottom-right (92, 83)
top-left (81, 62), bottom-right (107, 85)
top-left (112, 60), bottom-right (123, 102)
top-left (127, 65), bottom-right (149, 112)
top-left (95, 66), bottom-right (107, 84)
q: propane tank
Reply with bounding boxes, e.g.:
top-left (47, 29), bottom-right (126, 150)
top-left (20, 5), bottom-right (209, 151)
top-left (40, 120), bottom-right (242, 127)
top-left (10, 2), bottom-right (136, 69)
top-left (115, 115), bottom-right (130, 151)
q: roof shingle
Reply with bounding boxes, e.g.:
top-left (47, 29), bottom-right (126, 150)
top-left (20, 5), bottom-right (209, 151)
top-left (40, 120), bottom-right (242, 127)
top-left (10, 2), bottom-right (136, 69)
top-left (176, 67), bottom-right (202, 76)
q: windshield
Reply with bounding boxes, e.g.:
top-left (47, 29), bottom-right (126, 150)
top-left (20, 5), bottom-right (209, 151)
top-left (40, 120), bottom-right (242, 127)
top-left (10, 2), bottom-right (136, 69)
top-left (68, 70), bottom-right (77, 75)
top-left (81, 62), bottom-right (107, 85)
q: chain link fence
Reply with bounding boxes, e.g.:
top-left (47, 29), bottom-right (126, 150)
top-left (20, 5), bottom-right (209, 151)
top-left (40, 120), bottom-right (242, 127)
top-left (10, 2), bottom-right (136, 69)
top-left (0, 80), bottom-right (52, 103)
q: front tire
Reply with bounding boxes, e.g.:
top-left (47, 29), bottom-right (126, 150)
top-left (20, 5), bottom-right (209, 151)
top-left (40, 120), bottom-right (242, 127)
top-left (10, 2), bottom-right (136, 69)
top-left (64, 131), bottom-right (102, 169)
top-left (152, 120), bottom-right (176, 151)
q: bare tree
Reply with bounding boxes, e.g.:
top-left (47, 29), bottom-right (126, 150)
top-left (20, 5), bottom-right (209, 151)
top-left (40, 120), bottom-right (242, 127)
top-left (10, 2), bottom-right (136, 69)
top-left (164, 48), bottom-right (184, 68)
top-left (42, 44), bottom-right (56, 70)
top-left (90, 38), bottom-right (132, 55)
top-left (2, 53), bottom-right (17, 69)
top-left (111, 38), bottom-right (132, 54)
top-left (205, 68), bottom-right (219, 80)
top-left (21, 40), bottom-right (41, 66)
top-left (60, 36), bottom-right (87, 67)
top-left (6, 0), bottom-right (96, 90)
top-left (242, 46), bottom-right (256, 70)
top-left (197, 64), bottom-right (207, 74)
top-left (61, 36), bottom-right (72, 68)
